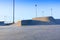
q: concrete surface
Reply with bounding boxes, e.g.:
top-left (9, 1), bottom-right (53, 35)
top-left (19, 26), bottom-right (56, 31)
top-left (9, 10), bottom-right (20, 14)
top-left (0, 25), bottom-right (60, 40)
top-left (32, 16), bottom-right (50, 22)
top-left (15, 21), bottom-right (21, 27)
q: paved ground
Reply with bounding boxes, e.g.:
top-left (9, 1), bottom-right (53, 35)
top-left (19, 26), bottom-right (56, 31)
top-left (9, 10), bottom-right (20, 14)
top-left (0, 25), bottom-right (60, 40)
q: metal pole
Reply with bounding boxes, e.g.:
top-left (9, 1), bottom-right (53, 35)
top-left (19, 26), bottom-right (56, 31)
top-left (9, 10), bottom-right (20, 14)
top-left (42, 11), bottom-right (44, 17)
top-left (51, 8), bottom-right (52, 16)
top-left (35, 4), bottom-right (37, 17)
top-left (13, 0), bottom-right (15, 23)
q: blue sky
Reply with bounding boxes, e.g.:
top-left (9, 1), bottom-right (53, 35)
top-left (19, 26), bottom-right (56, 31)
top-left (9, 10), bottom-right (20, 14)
top-left (0, 0), bottom-right (60, 23)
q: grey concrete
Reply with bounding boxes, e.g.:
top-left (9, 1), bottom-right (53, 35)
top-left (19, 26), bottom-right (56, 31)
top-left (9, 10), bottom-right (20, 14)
top-left (0, 25), bottom-right (60, 40)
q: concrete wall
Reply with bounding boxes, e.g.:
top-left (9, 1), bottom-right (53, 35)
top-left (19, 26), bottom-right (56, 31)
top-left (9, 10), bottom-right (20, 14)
top-left (0, 21), bottom-right (4, 26)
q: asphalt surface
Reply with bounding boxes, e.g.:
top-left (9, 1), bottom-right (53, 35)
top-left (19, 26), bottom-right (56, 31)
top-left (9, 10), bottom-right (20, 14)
top-left (0, 25), bottom-right (60, 40)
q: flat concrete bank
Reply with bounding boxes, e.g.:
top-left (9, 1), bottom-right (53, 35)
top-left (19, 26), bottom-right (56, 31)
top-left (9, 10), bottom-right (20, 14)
top-left (0, 25), bottom-right (60, 40)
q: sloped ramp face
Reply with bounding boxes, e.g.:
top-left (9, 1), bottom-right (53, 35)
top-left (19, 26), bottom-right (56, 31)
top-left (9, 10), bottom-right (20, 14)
top-left (32, 17), bottom-right (50, 22)
top-left (21, 17), bottom-right (56, 26)
top-left (32, 16), bottom-right (56, 24)
top-left (32, 16), bottom-right (55, 22)
top-left (14, 21), bottom-right (21, 27)
top-left (48, 17), bottom-right (55, 22)
top-left (47, 17), bottom-right (56, 24)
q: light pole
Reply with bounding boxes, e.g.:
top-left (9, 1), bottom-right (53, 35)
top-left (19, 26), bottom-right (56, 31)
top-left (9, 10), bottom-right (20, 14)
top-left (13, 0), bottom-right (15, 23)
top-left (42, 11), bottom-right (44, 17)
top-left (51, 8), bottom-right (52, 16)
top-left (35, 4), bottom-right (37, 17)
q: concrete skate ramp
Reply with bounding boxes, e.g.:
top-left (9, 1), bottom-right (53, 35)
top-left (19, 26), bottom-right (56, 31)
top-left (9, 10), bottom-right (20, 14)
top-left (22, 16), bottom-right (56, 26)
top-left (32, 16), bottom-right (55, 22)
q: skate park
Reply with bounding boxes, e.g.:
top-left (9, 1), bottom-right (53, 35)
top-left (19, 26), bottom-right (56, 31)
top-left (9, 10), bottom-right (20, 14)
top-left (0, 0), bottom-right (60, 40)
